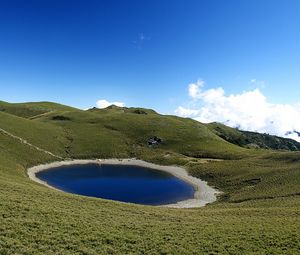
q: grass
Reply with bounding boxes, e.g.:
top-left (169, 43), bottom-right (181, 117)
top-left (208, 122), bottom-right (300, 151)
top-left (0, 101), bottom-right (299, 254)
top-left (0, 101), bottom-right (76, 119)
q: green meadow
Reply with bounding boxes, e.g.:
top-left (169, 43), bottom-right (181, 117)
top-left (0, 101), bottom-right (299, 254)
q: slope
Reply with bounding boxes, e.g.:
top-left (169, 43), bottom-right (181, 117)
top-left (208, 122), bottom-right (300, 151)
top-left (0, 100), bottom-right (77, 119)
top-left (0, 101), bottom-right (299, 254)
top-left (32, 106), bottom-right (252, 160)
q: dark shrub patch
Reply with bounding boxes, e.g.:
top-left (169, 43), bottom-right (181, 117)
top-left (132, 109), bottom-right (147, 115)
top-left (52, 115), bottom-right (71, 121)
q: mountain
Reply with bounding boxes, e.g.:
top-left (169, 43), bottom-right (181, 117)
top-left (0, 100), bottom-right (77, 118)
top-left (208, 122), bottom-right (300, 151)
top-left (0, 100), bottom-right (299, 254)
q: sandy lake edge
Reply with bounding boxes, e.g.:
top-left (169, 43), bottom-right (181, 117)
top-left (27, 158), bottom-right (220, 208)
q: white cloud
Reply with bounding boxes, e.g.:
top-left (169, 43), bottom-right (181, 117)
top-left (175, 80), bottom-right (300, 142)
top-left (175, 106), bottom-right (201, 118)
top-left (188, 80), bottom-right (204, 98)
top-left (96, 99), bottom-right (125, 109)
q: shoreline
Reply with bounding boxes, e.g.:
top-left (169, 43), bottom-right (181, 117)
top-left (27, 158), bottom-right (220, 208)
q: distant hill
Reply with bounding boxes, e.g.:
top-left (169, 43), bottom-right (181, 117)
top-left (0, 100), bottom-right (242, 160)
top-left (88, 105), bottom-right (157, 115)
top-left (208, 122), bottom-right (300, 151)
top-left (0, 101), bottom-right (78, 119)
top-left (1, 100), bottom-right (299, 156)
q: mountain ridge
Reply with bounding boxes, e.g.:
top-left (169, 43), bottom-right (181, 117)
top-left (0, 100), bottom-right (299, 254)
top-left (1, 100), bottom-right (299, 153)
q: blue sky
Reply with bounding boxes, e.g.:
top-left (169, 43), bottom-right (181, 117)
top-left (1, 0), bottom-right (300, 139)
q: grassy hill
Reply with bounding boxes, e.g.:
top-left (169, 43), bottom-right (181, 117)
top-left (0, 101), bottom-right (76, 119)
top-left (208, 122), bottom-right (300, 151)
top-left (0, 101), bottom-right (299, 254)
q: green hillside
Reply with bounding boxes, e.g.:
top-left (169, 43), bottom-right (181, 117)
top-left (0, 101), bottom-right (77, 119)
top-left (208, 122), bottom-right (300, 151)
top-left (0, 101), bottom-right (299, 254)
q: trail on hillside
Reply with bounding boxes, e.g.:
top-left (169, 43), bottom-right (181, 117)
top-left (29, 110), bottom-right (55, 120)
top-left (0, 127), bottom-right (64, 160)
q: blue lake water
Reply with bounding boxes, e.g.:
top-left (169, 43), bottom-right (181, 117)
top-left (36, 164), bottom-right (195, 205)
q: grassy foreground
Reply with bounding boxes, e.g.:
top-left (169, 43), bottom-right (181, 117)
top-left (0, 101), bottom-right (299, 254)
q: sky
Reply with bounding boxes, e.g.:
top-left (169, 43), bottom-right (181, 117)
top-left (1, 0), bottom-right (300, 140)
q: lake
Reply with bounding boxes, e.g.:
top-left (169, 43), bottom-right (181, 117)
top-left (36, 163), bottom-right (195, 205)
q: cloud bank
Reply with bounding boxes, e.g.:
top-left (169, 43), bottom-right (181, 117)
top-left (96, 99), bottom-right (125, 109)
top-left (175, 80), bottom-right (300, 142)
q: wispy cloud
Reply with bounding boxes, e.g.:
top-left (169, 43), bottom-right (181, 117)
top-left (96, 99), bottom-right (125, 109)
top-left (250, 79), bottom-right (265, 89)
top-left (133, 33), bottom-right (151, 50)
top-left (175, 80), bottom-right (300, 142)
